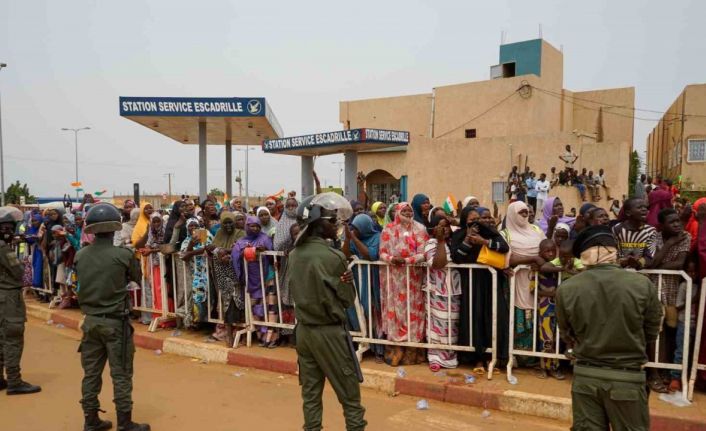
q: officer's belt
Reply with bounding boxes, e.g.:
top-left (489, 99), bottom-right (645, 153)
top-left (574, 364), bottom-right (646, 383)
top-left (85, 313), bottom-right (128, 321)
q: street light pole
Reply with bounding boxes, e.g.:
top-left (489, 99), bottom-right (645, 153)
top-left (61, 126), bottom-right (90, 202)
top-left (0, 63), bottom-right (7, 206)
top-left (235, 146), bottom-right (255, 211)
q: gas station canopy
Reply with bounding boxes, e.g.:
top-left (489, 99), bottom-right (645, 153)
top-left (262, 128), bottom-right (409, 156)
top-left (119, 96), bottom-right (283, 145)
top-left (120, 96), bottom-right (283, 202)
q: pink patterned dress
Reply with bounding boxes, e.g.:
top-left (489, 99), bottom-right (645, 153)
top-left (379, 215), bottom-right (428, 343)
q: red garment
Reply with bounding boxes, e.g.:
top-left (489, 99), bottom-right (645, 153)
top-left (686, 198), bottom-right (706, 251)
top-left (646, 188), bottom-right (672, 227)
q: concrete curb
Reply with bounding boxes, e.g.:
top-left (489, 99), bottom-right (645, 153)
top-left (26, 303), bottom-right (705, 429)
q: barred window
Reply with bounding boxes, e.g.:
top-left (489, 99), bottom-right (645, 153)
top-left (688, 139), bottom-right (706, 162)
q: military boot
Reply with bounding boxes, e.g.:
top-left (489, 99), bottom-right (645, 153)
top-left (117, 411), bottom-right (150, 431)
top-left (0, 379), bottom-right (7, 391)
top-left (84, 410), bottom-right (113, 431)
top-left (6, 380), bottom-right (41, 395)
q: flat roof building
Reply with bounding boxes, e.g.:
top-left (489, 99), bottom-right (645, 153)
top-left (646, 84), bottom-right (706, 190)
top-left (341, 39), bottom-right (635, 209)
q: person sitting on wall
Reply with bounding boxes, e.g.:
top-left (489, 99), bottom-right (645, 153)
top-left (596, 168), bottom-right (614, 201)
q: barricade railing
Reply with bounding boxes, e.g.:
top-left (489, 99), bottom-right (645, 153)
top-left (130, 254), bottom-right (173, 332)
top-left (688, 277), bottom-right (706, 400)
top-left (349, 259), bottom-right (499, 379)
top-left (506, 265), bottom-right (694, 402)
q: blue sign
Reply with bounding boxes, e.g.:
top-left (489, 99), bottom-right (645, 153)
top-left (263, 128), bottom-right (409, 152)
top-left (119, 96), bottom-right (266, 117)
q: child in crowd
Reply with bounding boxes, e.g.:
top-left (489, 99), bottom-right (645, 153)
top-left (669, 259), bottom-right (699, 393)
top-left (537, 239), bottom-right (584, 380)
top-left (610, 199), bottom-right (621, 219)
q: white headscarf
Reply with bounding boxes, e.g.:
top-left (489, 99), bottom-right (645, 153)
top-left (505, 201), bottom-right (545, 257)
top-left (462, 196), bottom-right (478, 208)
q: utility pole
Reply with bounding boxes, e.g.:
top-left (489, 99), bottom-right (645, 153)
top-left (0, 63), bottom-right (8, 206)
top-left (163, 173), bottom-right (174, 201)
top-left (332, 161), bottom-right (344, 189)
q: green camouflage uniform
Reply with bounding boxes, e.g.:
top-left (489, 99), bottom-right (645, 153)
top-left (75, 236), bottom-right (141, 413)
top-left (557, 264), bottom-right (662, 431)
top-left (0, 241), bottom-right (27, 386)
top-left (288, 236), bottom-right (367, 431)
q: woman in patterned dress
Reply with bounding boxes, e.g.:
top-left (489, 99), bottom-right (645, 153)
top-left (179, 218), bottom-right (213, 328)
top-left (379, 202), bottom-right (428, 366)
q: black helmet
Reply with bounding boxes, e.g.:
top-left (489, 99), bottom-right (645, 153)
top-left (0, 206), bottom-right (23, 226)
top-left (84, 203), bottom-right (122, 234)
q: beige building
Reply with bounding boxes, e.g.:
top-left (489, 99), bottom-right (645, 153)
top-left (340, 39), bottom-right (634, 211)
top-left (646, 84), bottom-right (706, 190)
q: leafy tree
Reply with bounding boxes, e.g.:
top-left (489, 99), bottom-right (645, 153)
top-left (208, 188), bottom-right (225, 197)
top-left (628, 150), bottom-right (641, 197)
top-left (4, 181), bottom-right (37, 204)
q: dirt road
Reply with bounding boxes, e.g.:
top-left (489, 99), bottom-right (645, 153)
top-left (3, 320), bottom-right (567, 430)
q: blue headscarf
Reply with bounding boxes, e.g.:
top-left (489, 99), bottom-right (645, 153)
top-left (411, 193), bottom-right (430, 226)
top-left (350, 214), bottom-right (380, 260)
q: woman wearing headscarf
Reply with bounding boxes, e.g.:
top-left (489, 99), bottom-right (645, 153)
top-left (537, 196), bottom-right (575, 236)
top-left (114, 208), bottom-right (140, 249)
top-left (232, 216), bottom-right (275, 346)
top-left (450, 206), bottom-right (510, 372)
top-left (39, 208), bottom-right (64, 300)
top-left (24, 213), bottom-right (44, 291)
top-left (370, 201), bottom-right (387, 231)
top-left (264, 197), bottom-right (281, 222)
top-left (379, 202), bottom-right (429, 366)
top-left (425, 215), bottom-right (461, 371)
top-left (164, 201), bottom-right (184, 247)
top-left (462, 196), bottom-right (480, 209)
top-left (342, 213), bottom-right (383, 360)
top-left (131, 203), bottom-right (154, 248)
top-left (208, 211), bottom-right (245, 346)
top-left (686, 197), bottom-right (706, 251)
top-left (139, 213), bottom-right (167, 324)
top-left (273, 197), bottom-right (299, 342)
top-left (201, 199), bottom-right (221, 235)
top-left (384, 204), bottom-right (396, 227)
top-left (502, 201), bottom-right (547, 356)
top-left (257, 207), bottom-right (277, 238)
top-left (647, 184), bottom-right (673, 228)
top-left (179, 218), bottom-right (213, 328)
top-left (411, 193), bottom-right (432, 228)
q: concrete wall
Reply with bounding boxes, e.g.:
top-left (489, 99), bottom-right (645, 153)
top-left (339, 93), bottom-right (432, 138)
top-left (646, 84), bottom-right (706, 190)
top-left (359, 132), bottom-right (629, 211)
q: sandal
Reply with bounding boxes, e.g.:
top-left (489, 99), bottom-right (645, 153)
top-left (472, 367), bottom-right (486, 376)
top-left (429, 363), bottom-right (441, 373)
top-left (535, 369), bottom-right (548, 379)
top-left (648, 378), bottom-right (669, 394)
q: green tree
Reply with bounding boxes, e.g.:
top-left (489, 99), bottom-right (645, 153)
top-left (208, 188), bottom-right (225, 197)
top-left (5, 181), bottom-right (37, 204)
top-left (628, 150), bottom-right (640, 197)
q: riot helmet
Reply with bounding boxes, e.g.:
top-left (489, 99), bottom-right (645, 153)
top-left (84, 203), bottom-right (122, 234)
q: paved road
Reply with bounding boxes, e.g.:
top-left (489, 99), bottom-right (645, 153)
top-left (5, 320), bottom-right (567, 430)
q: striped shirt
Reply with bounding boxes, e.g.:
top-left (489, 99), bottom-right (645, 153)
top-left (611, 222), bottom-right (657, 260)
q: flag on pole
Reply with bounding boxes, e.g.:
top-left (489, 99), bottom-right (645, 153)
top-left (76, 188), bottom-right (84, 192)
top-left (71, 181), bottom-right (82, 187)
top-left (442, 194), bottom-right (457, 216)
top-left (94, 189), bottom-right (107, 196)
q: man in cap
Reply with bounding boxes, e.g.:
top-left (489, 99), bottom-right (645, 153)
top-left (556, 225), bottom-right (662, 430)
top-left (288, 193), bottom-right (367, 431)
top-left (74, 203), bottom-right (150, 431)
top-left (0, 206), bottom-right (41, 395)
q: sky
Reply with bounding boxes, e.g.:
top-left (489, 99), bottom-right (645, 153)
top-left (1, 0), bottom-right (704, 199)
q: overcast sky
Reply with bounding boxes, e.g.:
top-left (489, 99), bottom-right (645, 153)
top-left (1, 0), bottom-right (703, 199)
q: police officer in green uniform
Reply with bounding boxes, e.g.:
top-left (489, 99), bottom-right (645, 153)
top-left (0, 206), bottom-right (41, 395)
top-left (556, 225), bottom-right (663, 431)
top-left (288, 193), bottom-right (367, 431)
top-left (74, 203), bottom-right (150, 431)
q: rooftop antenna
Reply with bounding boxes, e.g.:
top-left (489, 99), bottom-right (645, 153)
top-left (500, 30), bottom-right (506, 45)
top-left (538, 24), bottom-right (543, 39)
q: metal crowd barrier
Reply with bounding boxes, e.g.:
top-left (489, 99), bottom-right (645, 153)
top-left (688, 277), bottom-right (706, 401)
top-left (506, 265), bottom-right (694, 402)
top-left (130, 254), bottom-right (173, 332)
top-left (349, 259), bottom-right (499, 379)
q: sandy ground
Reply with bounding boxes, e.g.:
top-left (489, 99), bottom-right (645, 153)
top-left (2, 320), bottom-right (569, 431)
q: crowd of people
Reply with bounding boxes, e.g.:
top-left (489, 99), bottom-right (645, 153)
top-left (14, 173), bottom-right (706, 395)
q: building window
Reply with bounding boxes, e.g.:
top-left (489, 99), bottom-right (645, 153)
top-left (492, 181), bottom-right (506, 203)
top-left (688, 139), bottom-right (706, 162)
top-left (465, 128), bottom-right (477, 139)
top-left (502, 62), bottom-right (516, 78)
